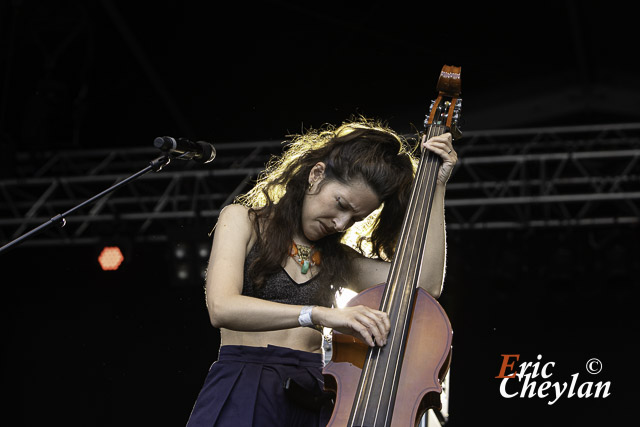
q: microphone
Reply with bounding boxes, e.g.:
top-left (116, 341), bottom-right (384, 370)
top-left (153, 136), bottom-right (216, 164)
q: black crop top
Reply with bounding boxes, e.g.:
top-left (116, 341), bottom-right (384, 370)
top-left (242, 243), bottom-right (335, 308)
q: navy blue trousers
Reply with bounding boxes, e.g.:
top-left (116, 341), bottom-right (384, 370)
top-left (186, 345), bottom-right (331, 427)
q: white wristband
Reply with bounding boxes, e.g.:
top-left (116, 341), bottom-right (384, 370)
top-left (298, 305), bottom-right (316, 327)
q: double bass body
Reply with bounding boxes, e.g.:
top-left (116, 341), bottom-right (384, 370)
top-left (323, 284), bottom-right (452, 427)
top-left (322, 64), bottom-right (460, 426)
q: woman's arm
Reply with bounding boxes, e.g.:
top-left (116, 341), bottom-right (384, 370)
top-left (206, 204), bottom-right (304, 331)
top-left (205, 204), bottom-right (390, 346)
top-left (346, 133), bottom-right (456, 299)
top-left (346, 185), bottom-right (445, 298)
top-left (416, 182), bottom-right (446, 298)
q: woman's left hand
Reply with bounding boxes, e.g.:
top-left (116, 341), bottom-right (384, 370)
top-left (423, 132), bottom-right (458, 185)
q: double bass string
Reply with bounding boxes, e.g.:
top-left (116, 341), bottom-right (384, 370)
top-left (350, 126), bottom-right (434, 425)
top-left (350, 123), bottom-right (445, 426)
top-left (340, 66), bottom-right (458, 426)
top-left (378, 125), bottom-right (444, 425)
top-left (376, 124), bottom-right (442, 425)
top-left (380, 125), bottom-right (443, 425)
top-left (349, 127), bottom-right (435, 425)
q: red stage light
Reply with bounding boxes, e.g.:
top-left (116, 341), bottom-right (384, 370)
top-left (98, 246), bottom-right (124, 271)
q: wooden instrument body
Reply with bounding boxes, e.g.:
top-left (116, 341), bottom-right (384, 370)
top-left (322, 64), bottom-right (460, 426)
top-left (323, 284), bottom-right (453, 427)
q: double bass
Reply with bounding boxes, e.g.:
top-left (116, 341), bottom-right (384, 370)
top-left (323, 65), bottom-right (461, 426)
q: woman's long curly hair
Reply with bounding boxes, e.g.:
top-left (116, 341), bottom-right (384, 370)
top-left (235, 117), bottom-right (418, 290)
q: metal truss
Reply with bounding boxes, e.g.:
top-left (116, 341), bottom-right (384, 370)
top-left (448, 122), bottom-right (640, 230)
top-left (0, 140), bottom-right (283, 248)
top-left (2, 123), bottom-right (640, 248)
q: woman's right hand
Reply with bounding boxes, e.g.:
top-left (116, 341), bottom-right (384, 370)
top-left (313, 305), bottom-right (390, 347)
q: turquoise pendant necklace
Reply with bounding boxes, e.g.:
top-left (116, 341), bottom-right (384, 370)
top-left (289, 241), bottom-right (321, 274)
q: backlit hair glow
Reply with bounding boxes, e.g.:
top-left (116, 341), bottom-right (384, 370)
top-left (235, 117), bottom-right (418, 257)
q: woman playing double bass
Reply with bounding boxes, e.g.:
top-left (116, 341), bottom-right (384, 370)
top-left (186, 117), bottom-right (457, 426)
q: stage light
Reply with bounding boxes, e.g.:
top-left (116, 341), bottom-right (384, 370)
top-left (98, 246), bottom-right (124, 271)
top-left (174, 243), bottom-right (188, 259)
top-left (197, 242), bottom-right (209, 258)
top-left (176, 263), bottom-right (190, 280)
top-left (166, 227), bottom-right (211, 286)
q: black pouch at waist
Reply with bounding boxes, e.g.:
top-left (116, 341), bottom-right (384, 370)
top-left (283, 377), bottom-right (336, 411)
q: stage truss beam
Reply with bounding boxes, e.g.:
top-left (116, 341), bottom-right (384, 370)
top-left (1, 123), bottom-right (639, 247)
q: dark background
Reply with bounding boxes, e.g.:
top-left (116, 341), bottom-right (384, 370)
top-left (1, 1), bottom-right (639, 426)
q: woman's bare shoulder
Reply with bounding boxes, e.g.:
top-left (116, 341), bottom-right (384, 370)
top-left (220, 202), bottom-right (250, 216)
top-left (214, 204), bottom-right (257, 247)
top-left (340, 243), bottom-right (362, 258)
top-left (217, 204), bottom-right (254, 227)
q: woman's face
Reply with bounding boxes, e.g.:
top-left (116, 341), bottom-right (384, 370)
top-left (300, 163), bottom-right (381, 242)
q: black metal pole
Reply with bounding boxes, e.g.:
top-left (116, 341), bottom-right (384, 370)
top-left (0, 154), bottom-right (171, 255)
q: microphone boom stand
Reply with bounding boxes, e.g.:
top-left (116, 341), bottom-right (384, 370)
top-left (0, 154), bottom-right (172, 255)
